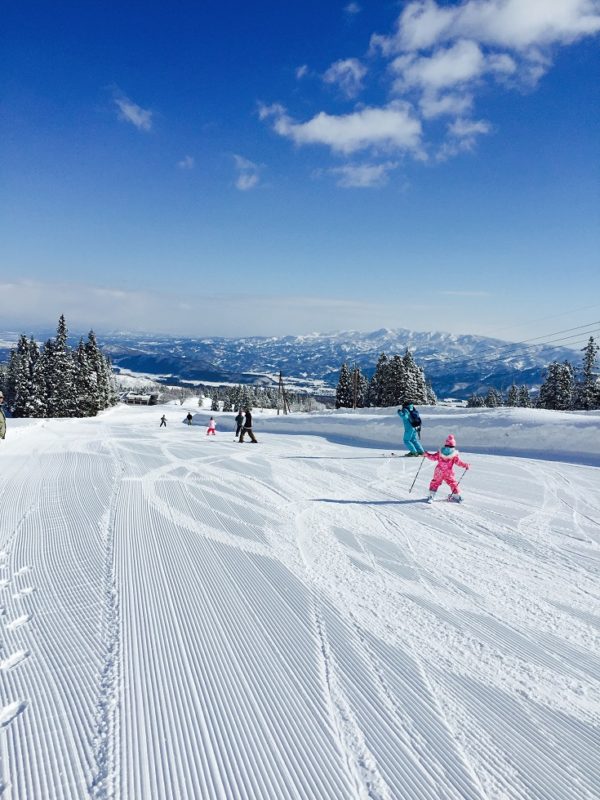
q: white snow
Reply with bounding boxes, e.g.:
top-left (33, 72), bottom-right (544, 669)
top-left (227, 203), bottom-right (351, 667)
top-left (0, 404), bottom-right (599, 799)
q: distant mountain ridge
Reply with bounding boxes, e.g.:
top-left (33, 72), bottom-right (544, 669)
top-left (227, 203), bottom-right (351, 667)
top-left (0, 327), bottom-right (578, 399)
top-left (97, 328), bottom-right (576, 399)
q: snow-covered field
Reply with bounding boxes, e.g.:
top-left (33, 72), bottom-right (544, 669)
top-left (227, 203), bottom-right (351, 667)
top-left (1, 404), bottom-right (599, 799)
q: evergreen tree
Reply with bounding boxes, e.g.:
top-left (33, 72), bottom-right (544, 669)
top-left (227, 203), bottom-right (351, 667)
top-left (74, 339), bottom-right (97, 416)
top-left (85, 330), bottom-right (113, 412)
top-left (381, 354), bottom-right (406, 407)
top-left (484, 387), bottom-right (503, 407)
top-left (222, 395), bottom-right (232, 412)
top-left (211, 394), bottom-right (219, 411)
top-left (20, 337), bottom-right (42, 417)
top-left (335, 363), bottom-right (353, 408)
top-left (425, 381), bottom-right (437, 405)
top-left (506, 383), bottom-right (519, 407)
top-left (467, 394), bottom-right (485, 407)
top-left (240, 385), bottom-right (253, 411)
top-left (5, 335), bottom-right (35, 416)
top-left (367, 353), bottom-right (388, 407)
top-left (517, 385), bottom-right (531, 408)
top-left (539, 361), bottom-right (574, 410)
top-left (402, 350), bottom-right (428, 404)
top-left (40, 317), bottom-right (75, 417)
top-left (576, 336), bottom-right (599, 410)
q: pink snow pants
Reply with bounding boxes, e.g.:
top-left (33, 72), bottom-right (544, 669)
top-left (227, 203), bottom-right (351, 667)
top-left (206, 429), bottom-right (216, 436)
top-left (429, 467), bottom-right (459, 494)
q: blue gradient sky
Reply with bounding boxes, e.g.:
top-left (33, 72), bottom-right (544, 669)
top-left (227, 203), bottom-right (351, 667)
top-left (1, 1), bottom-right (599, 343)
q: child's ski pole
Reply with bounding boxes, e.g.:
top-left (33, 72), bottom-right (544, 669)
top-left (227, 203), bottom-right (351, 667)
top-left (409, 455), bottom-right (426, 493)
top-left (457, 467), bottom-right (468, 487)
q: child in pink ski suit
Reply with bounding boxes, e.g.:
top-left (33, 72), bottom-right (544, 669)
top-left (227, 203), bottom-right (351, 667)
top-left (423, 434), bottom-right (470, 502)
top-left (206, 417), bottom-right (217, 436)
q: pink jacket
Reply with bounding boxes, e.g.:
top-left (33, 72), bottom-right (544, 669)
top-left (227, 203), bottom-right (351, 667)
top-left (424, 449), bottom-right (469, 476)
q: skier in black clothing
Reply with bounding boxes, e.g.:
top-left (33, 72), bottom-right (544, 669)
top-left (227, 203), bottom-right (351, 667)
top-left (160, 414), bottom-right (167, 427)
top-left (186, 412), bottom-right (193, 426)
top-left (238, 408), bottom-right (257, 443)
top-left (234, 409), bottom-right (244, 440)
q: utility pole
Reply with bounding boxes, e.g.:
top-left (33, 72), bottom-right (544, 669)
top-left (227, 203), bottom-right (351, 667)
top-left (278, 371), bottom-right (291, 415)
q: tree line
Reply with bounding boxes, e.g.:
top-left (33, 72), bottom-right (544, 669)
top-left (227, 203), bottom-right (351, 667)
top-left (0, 315), bottom-right (117, 417)
top-left (335, 350), bottom-right (436, 409)
top-left (467, 336), bottom-right (599, 410)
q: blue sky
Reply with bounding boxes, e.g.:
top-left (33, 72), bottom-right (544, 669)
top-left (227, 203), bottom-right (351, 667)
top-left (1, 1), bottom-right (599, 343)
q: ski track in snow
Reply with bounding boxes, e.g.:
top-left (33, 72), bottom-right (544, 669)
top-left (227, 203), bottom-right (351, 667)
top-left (0, 406), bottom-right (598, 798)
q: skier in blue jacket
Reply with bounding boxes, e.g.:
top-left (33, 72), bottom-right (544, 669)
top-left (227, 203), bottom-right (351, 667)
top-left (397, 402), bottom-right (424, 456)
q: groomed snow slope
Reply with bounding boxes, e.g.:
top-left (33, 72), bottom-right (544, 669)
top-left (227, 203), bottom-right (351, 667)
top-left (0, 405), bottom-right (599, 799)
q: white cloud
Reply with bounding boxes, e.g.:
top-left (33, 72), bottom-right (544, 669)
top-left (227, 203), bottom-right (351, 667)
top-left (391, 39), bottom-right (486, 91)
top-left (437, 116), bottom-right (491, 159)
top-left (260, 102), bottom-right (423, 156)
top-left (419, 90), bottom-right (474, 118)
top-left (296, 64), bottom-right (309, 79)
top-left (374, 0), bottom-right (600, 53)
top-left (344, 2), bottom-right (362, 16)
top-left (233, 154), bottom-right (260, 190)
top-left (323, 58), bottom-right (367, 98)
top-left (113, 93), bottom-right (153, 131)
top-left (325, 161), bottom-right (400, 188)
top-left (177, 155), bottom-right (195, 170)
top-left (0, 280), bottom-right (434, 337)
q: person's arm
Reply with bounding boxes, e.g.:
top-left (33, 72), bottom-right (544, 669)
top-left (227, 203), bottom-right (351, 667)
top-left (455, 455), bottom-right (470, 469)
top-left (423, 451), bottom-right (437, 461)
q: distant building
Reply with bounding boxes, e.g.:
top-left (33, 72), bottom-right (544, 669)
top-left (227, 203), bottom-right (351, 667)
top-left (121, 392), bottom-right (160, 406)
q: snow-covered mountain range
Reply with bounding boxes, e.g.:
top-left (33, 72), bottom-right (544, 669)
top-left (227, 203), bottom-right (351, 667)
top-left (100, 328), bottom-right (577, 398)
top-left (0, 328), bottom-right (579, 398)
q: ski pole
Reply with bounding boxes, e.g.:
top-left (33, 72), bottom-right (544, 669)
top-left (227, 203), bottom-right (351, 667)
top-left (457, 467), bottom-right (468, 488)
top-left (409, 455), bottom-right (426, 493)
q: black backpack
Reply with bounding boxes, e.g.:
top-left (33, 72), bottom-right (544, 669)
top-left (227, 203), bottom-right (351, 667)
top-left (409, 407), bottom-right (421, 428)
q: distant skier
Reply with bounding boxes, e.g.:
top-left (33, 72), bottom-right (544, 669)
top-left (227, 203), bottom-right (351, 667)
top-left (238, 408), bottom-right (257, 443)
top-left (423, 434), bottom-right (470, 503)
top-left (397, 402), bottom-right (424, 456)
top-left (234, 409), bottom-right (244, 440)
top-left (160, 414), bottom-right (167, 428)
top-left (186, 412), bottom-right (193, 426)
top-left (206, 417), bottom-right (217, 436)
top-left (0, 392), bottom-right (6, 440)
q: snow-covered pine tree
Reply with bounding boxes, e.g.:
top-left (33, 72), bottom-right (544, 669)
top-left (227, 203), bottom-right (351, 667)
top-left (506, 383), bottom-right (519, 407)
top-left (240, 385), bottom-right (253, 411)
top-left (335, 363), bottom-right (353, 408)
top-left (21, 338), bottom-right (45, 417)
top-left (556, 361), bottom-right (575, 410)
top-left (484, 388), bottom-right (503, 407)
top-left (467, 394), bottom-right (485, 407)
top-left (5, 335), bottom-right (34, 416)
top-left (211, 394), bottom-right (219, 411)
top-left (425, 381), bottom-right (437, 405)
top-left (539, 361), bottom-right (574, 410)
top-left (366, 353), bottom-right (388, 408)
top-left (222, 395), bottom-right (232, 412)
top-left (74, 339), bottom-right (97, 416)
top-left (402, 350), bottom-right (428, 404)
top-left (85, 330), bottom-right (115, 413)
top-left (517, 385), bottom-right (531, 408)
top-left (381, 354), bottom-right (406, 407)
top-left (357, 370), bottom-right (368, 408)
top-left (538, 362), bottom-right (560, 409)
top-left (45, 316), bottom-right (76, 417)
top-left (576, 336), bottom-right (599, 410)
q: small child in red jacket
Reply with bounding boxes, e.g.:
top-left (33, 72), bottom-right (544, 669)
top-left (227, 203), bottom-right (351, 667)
top-left (423, 434), bottom-right (470, 503)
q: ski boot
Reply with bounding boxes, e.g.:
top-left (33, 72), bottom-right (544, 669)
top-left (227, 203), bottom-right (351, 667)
top-left (426, 491), bottom-right (436, 504)
top-left (448, 493), bottom-right (463, 503)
